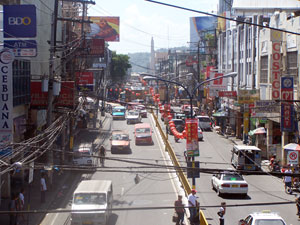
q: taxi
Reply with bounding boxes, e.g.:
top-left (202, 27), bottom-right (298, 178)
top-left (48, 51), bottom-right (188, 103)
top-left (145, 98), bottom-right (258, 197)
top-left (134, 123), bottom-right (153, 145)
top-left (239, 210), bottom-right (287, 225)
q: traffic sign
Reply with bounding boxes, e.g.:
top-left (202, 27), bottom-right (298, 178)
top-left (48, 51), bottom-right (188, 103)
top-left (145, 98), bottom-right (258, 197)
top-left (287, 151), bottom-right (298, 164)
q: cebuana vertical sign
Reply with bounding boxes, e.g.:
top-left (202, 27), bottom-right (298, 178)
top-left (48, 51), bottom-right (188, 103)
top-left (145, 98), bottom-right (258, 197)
top-left (0, 49), bottom-right (14, 156)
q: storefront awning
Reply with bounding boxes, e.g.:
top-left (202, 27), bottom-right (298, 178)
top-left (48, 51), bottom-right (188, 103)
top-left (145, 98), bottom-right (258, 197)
top-left (283, 143), bottom-right (300, 151)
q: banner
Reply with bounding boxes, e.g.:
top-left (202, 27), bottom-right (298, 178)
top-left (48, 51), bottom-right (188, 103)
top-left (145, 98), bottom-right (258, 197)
top-left (186, 118), bottom-right (199, 156)
top-left (281, 77), bottom-right (294, 132)
top-left (0, 49), bottom-right (14, 156)
top-left (218, 91), bottom-right (237, 97)
top-left (31, 81), bottom-right (75, 108)
top-left (270, 30), bottom-right (282, 100)
top-left (88, 17), bottom-right (120, 42)
top-left (4, 5), bottom-right (37, 38)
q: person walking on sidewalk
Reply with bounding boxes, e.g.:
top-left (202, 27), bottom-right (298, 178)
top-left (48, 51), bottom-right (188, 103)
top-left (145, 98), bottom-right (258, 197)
top-left (188, 189), bottom-right (198, 223)
top-left (18, 188), bottom-right (25, 221)
top-left (174, 194), bottom-right (185, 225)
top-left (99, 145), bottom-right (106, 167)
top-left (40, 173), bottom-right (47, 203)
top-left (217, 202), bottom-right (226, 225)
top-left (9, 193), bottom-right (18, 225)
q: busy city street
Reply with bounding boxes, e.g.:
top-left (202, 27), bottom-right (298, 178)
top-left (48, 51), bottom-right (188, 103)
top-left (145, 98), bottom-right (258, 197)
top-left (1, 1), bottom-right (300, 225)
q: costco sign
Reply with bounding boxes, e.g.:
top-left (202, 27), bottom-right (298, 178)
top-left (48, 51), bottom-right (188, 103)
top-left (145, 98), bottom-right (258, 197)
top-left (271, 31), bottom-right (282, 100)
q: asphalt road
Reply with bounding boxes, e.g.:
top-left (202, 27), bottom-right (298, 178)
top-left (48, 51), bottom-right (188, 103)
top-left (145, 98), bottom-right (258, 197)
top-left (159, 114), bottom-right (299, 225)
top-left (40, 112), bottom-right (182, 225)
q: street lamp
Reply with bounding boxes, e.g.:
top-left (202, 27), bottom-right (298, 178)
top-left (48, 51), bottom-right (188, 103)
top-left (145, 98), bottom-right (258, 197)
top-left (144, 72), bottom-right (237, 189)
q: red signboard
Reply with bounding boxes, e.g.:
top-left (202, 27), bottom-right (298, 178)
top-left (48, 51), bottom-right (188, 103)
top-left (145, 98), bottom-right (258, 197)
top-left (218, 91), bottom-right (237, 97)
top-left (76, 72), bottom-right (94, 85)
top-left (31, 81), bottom-right (75, 108)
top-left (271, 42), bottom-right (281, 99)
top-left (89, 38), bottom-right (105, 56)
top-left (186, 118), bottom-right (199, 156)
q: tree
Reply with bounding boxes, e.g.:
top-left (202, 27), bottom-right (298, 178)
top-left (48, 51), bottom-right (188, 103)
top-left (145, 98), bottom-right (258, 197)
top-left (110, 51), bottom-right (132, 82)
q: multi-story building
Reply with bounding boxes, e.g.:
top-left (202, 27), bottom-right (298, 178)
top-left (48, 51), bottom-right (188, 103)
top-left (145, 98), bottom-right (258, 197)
top-left (217, 0), bottom-right (300, 162)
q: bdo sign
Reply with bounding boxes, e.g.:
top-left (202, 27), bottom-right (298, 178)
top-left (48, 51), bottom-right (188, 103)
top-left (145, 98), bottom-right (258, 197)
top-left (3, 5), bottom-right (37, 38)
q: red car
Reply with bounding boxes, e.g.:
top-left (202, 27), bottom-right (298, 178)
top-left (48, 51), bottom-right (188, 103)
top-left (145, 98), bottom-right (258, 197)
top-left (134, 123), bottom-right (153, 145)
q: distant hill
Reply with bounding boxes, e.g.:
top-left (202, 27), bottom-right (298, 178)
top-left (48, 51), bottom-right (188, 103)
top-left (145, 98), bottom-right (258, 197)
top-left (128, 46), bottom-right (188, 73)
top-left (128, 52), bottom-right (150, 73)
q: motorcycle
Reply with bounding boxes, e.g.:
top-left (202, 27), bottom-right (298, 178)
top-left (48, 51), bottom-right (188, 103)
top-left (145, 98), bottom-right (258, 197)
top-left (268, 160), bottom-right (281, 172)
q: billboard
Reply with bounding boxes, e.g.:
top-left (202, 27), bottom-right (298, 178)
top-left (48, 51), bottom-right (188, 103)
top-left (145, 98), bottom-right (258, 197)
top-left (238, 90), bottom-right (260, 104)
top-left (3, 5), bottom-right (37, 38)
top-left (88, 17), bottom-right (119, 42)
top-left (190, 16), bottom-right (217, 53)
top-left (0, 49), bottom-right (14, 156)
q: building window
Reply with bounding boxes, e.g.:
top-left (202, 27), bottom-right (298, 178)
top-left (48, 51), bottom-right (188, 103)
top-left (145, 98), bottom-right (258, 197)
top-left (13, 60), bottom-right (31, 106)
top-left (287, 51), bottom-right (297, 79)
top-left (260, 55), bottom-right (268, 83)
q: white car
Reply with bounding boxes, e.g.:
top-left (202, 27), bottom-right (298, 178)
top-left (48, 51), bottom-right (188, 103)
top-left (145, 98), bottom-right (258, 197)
top-left (126, 110), bottom-right (141, 124)
top-left (198, 127), bottom-right (203, 141)
top-left (239, 210), bottom-right (287, 225)
top-left (211, 171), bottom-right (248, 197)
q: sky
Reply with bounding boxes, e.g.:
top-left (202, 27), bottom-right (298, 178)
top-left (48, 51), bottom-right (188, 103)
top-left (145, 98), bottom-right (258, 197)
top-left (89, 0), bottom-right (219, 54)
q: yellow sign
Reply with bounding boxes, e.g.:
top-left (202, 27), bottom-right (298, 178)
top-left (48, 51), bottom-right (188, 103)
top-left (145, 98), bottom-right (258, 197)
top-left (238, 89), bottom-right (260, 104)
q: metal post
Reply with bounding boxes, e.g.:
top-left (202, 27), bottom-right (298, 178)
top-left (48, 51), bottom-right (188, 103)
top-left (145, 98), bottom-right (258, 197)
top-left (46, 0), bottom-right (59, 187)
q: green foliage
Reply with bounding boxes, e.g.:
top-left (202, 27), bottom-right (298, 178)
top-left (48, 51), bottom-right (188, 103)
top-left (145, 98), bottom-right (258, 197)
top-left (110, 51), bottom-right (132, 81)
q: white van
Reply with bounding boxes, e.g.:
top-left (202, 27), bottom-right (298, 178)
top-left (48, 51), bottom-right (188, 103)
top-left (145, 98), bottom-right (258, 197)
top-left (197, 115), bottom-right (212, 131)
top-left (71, 180), bottom-right (113, 225)
top-left (231, 145), bottom-right (262, 171)
top-left (73, 143), bottom-right (94, 166)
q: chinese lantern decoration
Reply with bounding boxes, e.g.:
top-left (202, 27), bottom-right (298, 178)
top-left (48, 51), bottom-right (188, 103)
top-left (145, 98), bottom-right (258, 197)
top-left (115, 88), bottom-right (118, 91)
top-left (132, 91), bottom-right (135, 94)
top-left (110, 88), bottom-right (112, 91)
top-left (119, 88), bottom-right (122, 91)
top-left (125, 88), bottom-right (129, 91)
top-left (144, 91), bottom-right (147, 94)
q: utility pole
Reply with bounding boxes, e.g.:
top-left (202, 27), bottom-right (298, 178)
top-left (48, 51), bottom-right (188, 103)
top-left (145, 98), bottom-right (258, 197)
top-left (46, 0), bottom-right (59, 188)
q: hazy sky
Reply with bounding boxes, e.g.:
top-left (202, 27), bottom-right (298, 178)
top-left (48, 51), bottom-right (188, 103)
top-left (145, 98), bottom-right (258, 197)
top-left (89, 0), bottom-right (218, 54)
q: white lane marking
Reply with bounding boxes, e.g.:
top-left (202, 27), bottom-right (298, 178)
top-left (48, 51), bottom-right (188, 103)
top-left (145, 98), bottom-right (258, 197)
top-left (150, 114), bottom-right (189, 223)
top-left (121, 187), bottom-right (124, 196)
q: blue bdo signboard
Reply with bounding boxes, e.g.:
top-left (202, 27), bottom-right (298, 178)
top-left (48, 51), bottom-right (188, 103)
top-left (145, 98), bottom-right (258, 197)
top-left (3, 5), bottom-right (37, 38)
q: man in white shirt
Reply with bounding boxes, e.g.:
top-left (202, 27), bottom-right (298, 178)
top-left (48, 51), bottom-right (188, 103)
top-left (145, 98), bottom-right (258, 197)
top-left (188, 189), bottom-right (197, 222)
top-left (284, 167), bottom-right (292, 191)
top-left (40, 173), bottom-right (47, 203)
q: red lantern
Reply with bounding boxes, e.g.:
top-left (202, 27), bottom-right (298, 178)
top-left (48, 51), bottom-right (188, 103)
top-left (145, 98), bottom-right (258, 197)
top-left (125, 88), bottom-right (129, 91)
top-left (132, 91), bottom-right (135, 94)
top-left (110, 88), bottom-right (112, 91)
top-left (119, 88), bottom-right (122, 91)
top-left (115, 88), bottom-right (118, 91)
top-left (144, 91), bottom-right (147, 94)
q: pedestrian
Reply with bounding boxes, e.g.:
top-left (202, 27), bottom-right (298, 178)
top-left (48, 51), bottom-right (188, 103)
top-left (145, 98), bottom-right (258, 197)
top-left (18, 188), bottom-right (25, 221)
top-left (99, 145), bottom-right (106, 166)
top-left (9, 193), bottom-right (18, 225)
top-left (188, 189), bottom-right (197, 222)
top-left (284, 166), bottom-right (292, 193)
top-left (296, 195), bottom-right (300, 219)
top-left (217, 202), bottom-right (226, 225)
top-left (174, 194), bottom-right (185, 225)
top-left (40, 173), bottom-right (47, 203)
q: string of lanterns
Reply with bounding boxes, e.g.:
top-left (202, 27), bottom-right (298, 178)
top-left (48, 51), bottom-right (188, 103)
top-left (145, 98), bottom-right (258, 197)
top-left (149, 87), bottom-right (187, 139)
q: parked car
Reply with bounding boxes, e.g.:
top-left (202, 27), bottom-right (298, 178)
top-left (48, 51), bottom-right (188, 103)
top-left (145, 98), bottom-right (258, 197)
top-left (73, 143), bottom-right (95, 166)
top-left (197, 115), bottom-right (212, 131)
top-left (198, 127), bottom-right (203, 141)
top-left (211, 171), bottom-right (248, 197)
top-left (135, 104), bottom-right (147, 118)
top-left (134, 123), bottom-right (153, 145)
top-left (126, 110), bottom-right (141, 124)
top-left (110, 130), bottom-right (131, 154)
top-left (239, 210), bottom-right (287, 225)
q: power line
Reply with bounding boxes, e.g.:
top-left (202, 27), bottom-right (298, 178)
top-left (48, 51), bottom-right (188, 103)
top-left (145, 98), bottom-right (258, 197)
top-left (145, 0), bottom-right (300, 36)
top-left (0, 201), bottom-right (295, 214)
